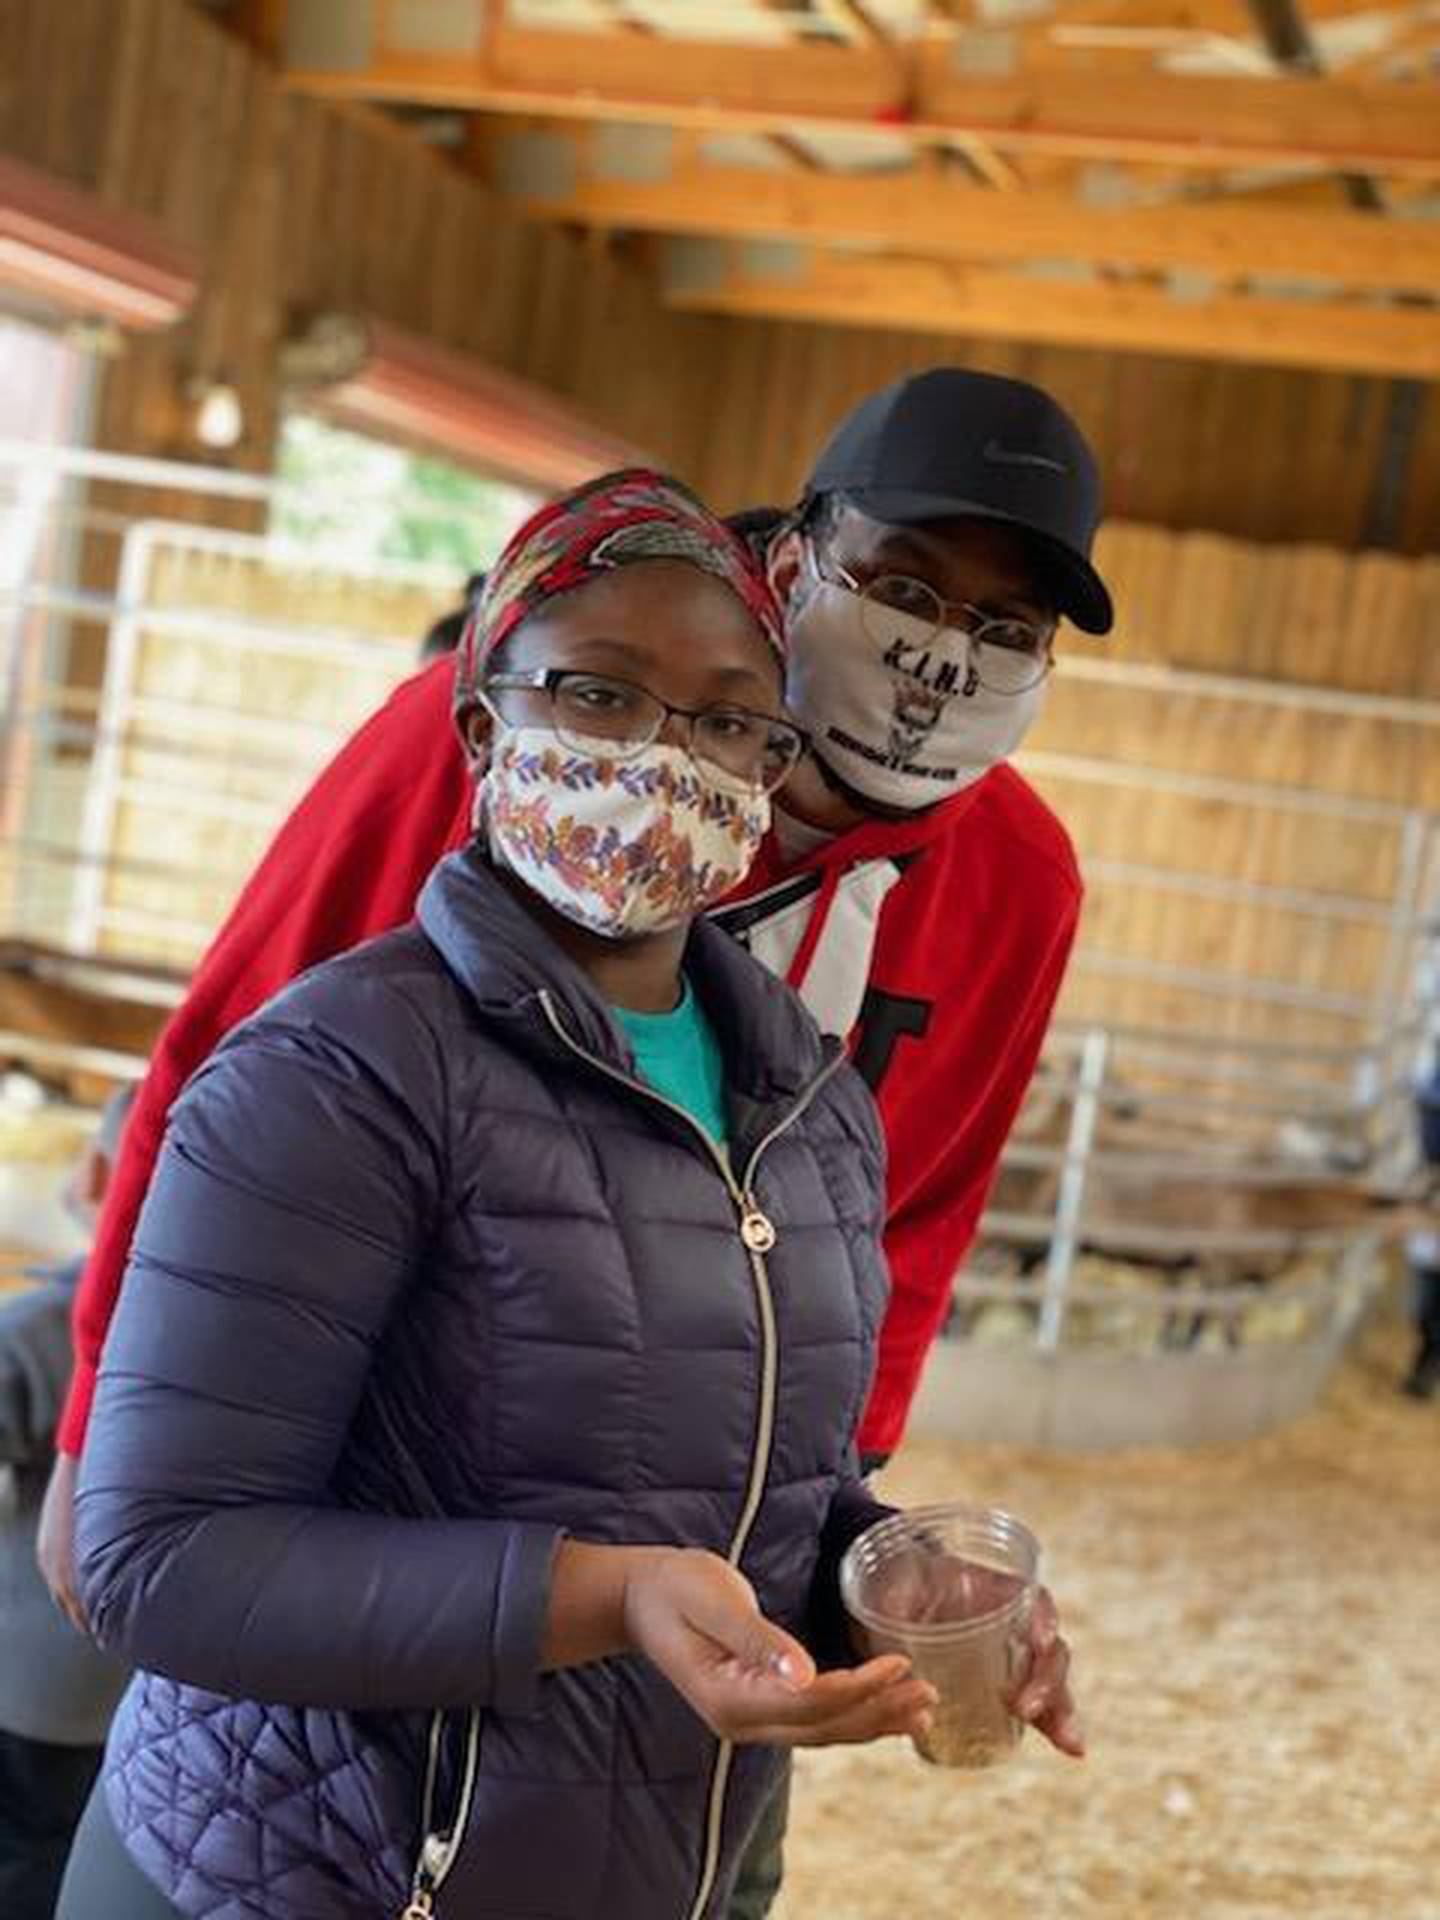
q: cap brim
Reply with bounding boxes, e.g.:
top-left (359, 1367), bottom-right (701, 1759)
top-left (838, 488), bottom-right (1114, 636)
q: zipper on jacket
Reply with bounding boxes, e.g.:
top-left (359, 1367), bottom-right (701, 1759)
top-left (537, 989), bottom-right (844, 1245)
top-left (537, 990), bottom-right (847, 1920)
top-left (399, 1707), bottom-right (481, 1920)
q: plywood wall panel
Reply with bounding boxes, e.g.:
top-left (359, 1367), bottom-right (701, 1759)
top-left (688, 328), bottom-right (1440, 557)
top-left (1399, 390), bottom-right (1440, 552)
top-left (1024, 770), bottom-right (1402, 897)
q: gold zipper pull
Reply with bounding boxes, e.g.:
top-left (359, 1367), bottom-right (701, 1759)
top-left (400, 1896), bottom-right (435, 1920)
top-left (740, 1203), bottom-right (776, 1253)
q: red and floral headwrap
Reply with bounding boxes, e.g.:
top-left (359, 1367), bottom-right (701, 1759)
top-left (453, 468), bottom-right (783, 720)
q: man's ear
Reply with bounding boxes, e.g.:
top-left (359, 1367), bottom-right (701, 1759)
top-left (767, 528), bottom-right (805, 609)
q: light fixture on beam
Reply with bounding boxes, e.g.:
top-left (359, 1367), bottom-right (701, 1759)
top-left (188, 377), bottom-right (246, 451)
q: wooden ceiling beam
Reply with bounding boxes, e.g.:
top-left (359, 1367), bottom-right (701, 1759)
top-left (808, 0), bottom-right (897, 48)
top-left (664, 249), bottom-right (1440, 377)
top-left (292, 29), bottom-right (897, 124)
top-left (510, 162), bottom-right (1440, 295)
top-left (913, 45), bottom-right (1440, 174)
top-left (284, 27), bottom-right (1440, 175)
top-left (1030, 0), bottom-right (1392, 36)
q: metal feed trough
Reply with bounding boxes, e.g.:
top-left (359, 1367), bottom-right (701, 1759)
top-left (912, 988), bottom-right (1440, 1449)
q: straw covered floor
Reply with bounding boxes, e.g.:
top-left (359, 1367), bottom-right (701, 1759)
top-left (780, 1303), bottom-right (1437, 1920)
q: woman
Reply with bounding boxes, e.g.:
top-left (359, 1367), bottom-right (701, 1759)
top-left (64, 472), bottom-right (934, 1920)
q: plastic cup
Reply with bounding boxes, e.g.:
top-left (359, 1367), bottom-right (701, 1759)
top-left (840, 1503), bottom-right (1041, 1770)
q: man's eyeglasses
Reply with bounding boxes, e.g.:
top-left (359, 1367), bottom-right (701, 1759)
top-left (479, 669), bottom-right (808, 797)
top-left (810, 546), bottom-right (1055, 697)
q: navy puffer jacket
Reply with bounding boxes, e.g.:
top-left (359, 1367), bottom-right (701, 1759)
top-left (77, 846), bottom-right (890, 1920)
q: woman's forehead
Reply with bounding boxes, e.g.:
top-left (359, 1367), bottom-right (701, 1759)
top-left (506, 562), bottom-right (782, 689)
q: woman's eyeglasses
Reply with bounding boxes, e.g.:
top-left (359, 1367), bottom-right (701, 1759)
top-left (811, 547), bottom-right (1055, 697)
top-left (479, 669), bottom-right (808, 797)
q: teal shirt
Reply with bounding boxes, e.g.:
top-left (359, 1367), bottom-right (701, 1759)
top-left (614, 977), bottom-right (730, 1152)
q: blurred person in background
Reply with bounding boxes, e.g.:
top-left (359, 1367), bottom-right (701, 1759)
top-left (1402, 1058), bottom-right (1440, 1400)
top-left (417, 570), bottom-right (487, 664)
top-left (1403, 1231), bottom-right (1440, 1399)
top-left (0, 1088), bottom-right (131, 1919)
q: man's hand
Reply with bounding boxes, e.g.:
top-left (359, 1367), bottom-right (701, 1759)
top-left (37, 1450), bottom-right (87, 1630)
top-left (623, 1547), bottom-right (937, 1748)
top-left (1013, 1586), bottom-right (1084, 1757)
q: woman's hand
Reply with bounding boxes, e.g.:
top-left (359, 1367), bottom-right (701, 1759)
top-left (621, 1547), bottom-right (937, 1748)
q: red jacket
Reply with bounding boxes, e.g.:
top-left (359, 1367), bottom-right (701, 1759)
top-left (61, 657), bottom-right (1079, 1458)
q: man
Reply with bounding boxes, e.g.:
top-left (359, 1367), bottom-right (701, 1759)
top-left (43, 366), bottom-right (1103, 1784)
top-left (1, 1092), bottom-right (131, 1919)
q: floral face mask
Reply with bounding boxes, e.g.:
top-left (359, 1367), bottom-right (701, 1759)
top-left (477, 728), bottom-right (771, 940)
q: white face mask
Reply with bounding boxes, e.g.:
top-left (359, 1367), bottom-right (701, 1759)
top-left (784, 568), bottom-right (1047, 810)
top-left (477, 727), bottom-right (770, 940)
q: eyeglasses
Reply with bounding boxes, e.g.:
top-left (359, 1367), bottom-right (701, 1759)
top-left (811, 546), bottom-right (1056, 697)
top-left (480, 669), bottom-right (808, 797)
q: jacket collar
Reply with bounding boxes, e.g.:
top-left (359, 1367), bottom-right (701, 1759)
top-left (416, 845), bottom-right (832, 1103)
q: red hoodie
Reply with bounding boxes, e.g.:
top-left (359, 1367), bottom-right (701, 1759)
top-left (60, 656), bottom-right (1079, 1459)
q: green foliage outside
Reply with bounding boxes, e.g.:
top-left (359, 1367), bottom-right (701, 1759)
top-left (273, 414), bottom-right (538, 583)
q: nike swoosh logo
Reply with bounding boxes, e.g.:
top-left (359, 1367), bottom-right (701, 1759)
top-left (984, 439), bottom-right (1068, 474)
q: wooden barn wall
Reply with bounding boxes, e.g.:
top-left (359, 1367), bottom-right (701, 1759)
top-left (0, 0), bottom-right (722, 520)
top-left (4, 0), bottom-right (1440, 561)
top-left (1088, 526), bottom-right (1440, 698)
top-left (686, 321), bottom-right (1440, 557)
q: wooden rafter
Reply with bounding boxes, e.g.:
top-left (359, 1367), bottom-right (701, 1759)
top-left (949, 137), bottom-right (1023, 190)
top-left (808, 0), bottom-right (896, 48)
top-left (506, 160), bottom-right (1440, 295)
top-left (1245, 0), bottom-right (1386, 211)
top-left (591, 0), bottom-right (652, 33)
top-left (283, 28), bottom-right (1440, 175)
top-left (664, 248), bottom-right (1440, 376)
top-left (1342, 26), bottom-right (1440, 77)
top-left (766, 132), bottom-right (827, 169)
top-left (1028, 0), bottom-right (1405, 37)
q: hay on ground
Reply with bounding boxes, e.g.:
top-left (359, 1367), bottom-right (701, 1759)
top-left (779, 1301), bottom-right (1436, 1920)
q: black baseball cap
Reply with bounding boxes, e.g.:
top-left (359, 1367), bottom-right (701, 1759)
top-left (804, 368), bottom-right (1114, 634)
